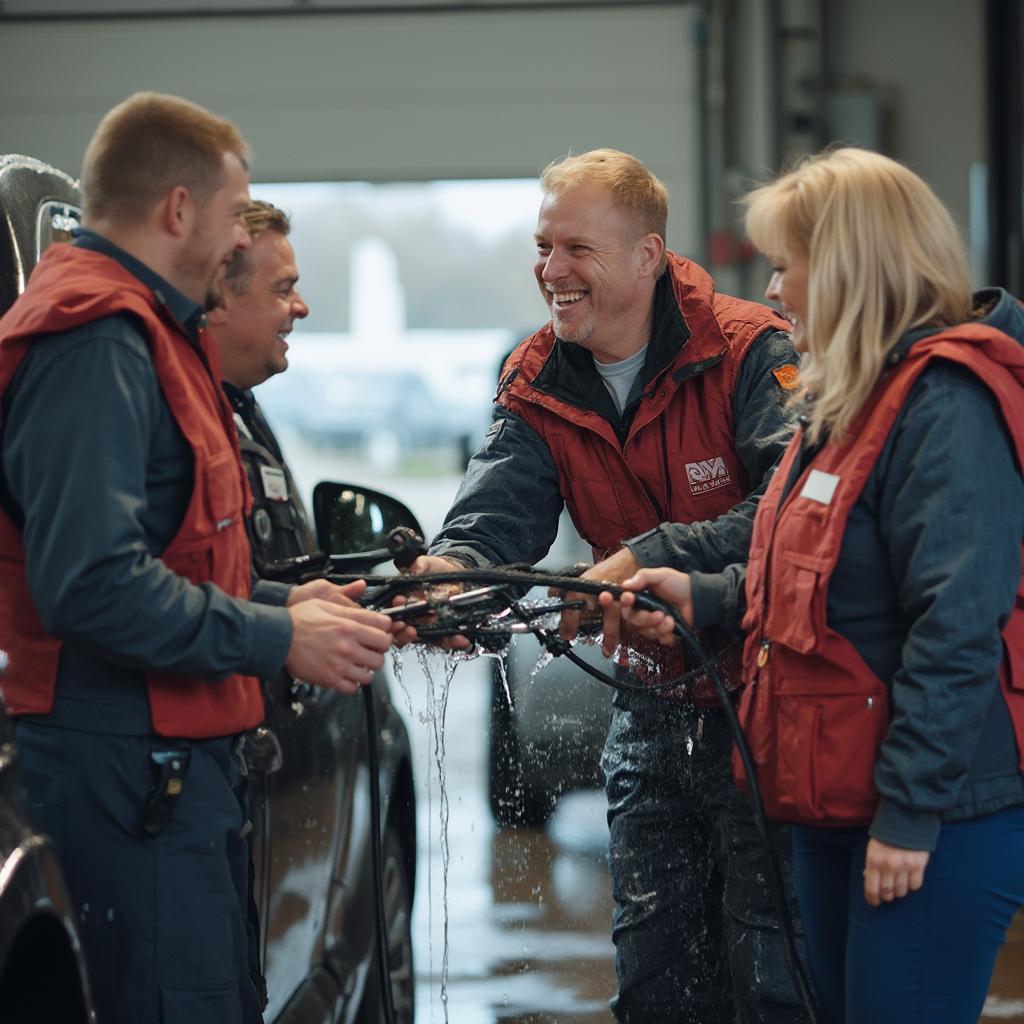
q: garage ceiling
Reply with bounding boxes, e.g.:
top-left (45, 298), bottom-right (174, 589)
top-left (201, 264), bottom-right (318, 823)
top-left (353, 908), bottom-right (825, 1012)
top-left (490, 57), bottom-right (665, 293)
top-left (0, 2), bottom-right (701, 252)
top-left (1, 0), bottom-right (682, 17)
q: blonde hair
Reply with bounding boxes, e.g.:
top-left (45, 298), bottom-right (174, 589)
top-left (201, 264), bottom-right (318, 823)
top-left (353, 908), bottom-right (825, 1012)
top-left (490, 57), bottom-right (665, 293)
top-left (743, 148), bottom-right (972, 443)
top-left (82, 91), bottom-right (250, 225)
top-left (541, 148), bottom-right (669, 270)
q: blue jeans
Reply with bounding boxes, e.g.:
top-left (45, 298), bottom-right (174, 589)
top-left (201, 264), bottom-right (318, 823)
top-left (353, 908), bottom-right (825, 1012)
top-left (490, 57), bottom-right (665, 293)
top-left (791, 805), bottom-right (1024, 1024)
top-left (603, 693), bottom-right (811, 1024)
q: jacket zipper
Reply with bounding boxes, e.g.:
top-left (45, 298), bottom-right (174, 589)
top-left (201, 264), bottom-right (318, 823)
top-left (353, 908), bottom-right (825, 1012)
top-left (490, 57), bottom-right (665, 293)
top-left (659, 417), bottom-right (673, 521)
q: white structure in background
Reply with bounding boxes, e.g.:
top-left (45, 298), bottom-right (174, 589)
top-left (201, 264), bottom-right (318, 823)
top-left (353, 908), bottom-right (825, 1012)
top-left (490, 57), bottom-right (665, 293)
top-left (350, 237), bottom-right (406, 339)
top-left (259, 237), bottom-right (515, 470)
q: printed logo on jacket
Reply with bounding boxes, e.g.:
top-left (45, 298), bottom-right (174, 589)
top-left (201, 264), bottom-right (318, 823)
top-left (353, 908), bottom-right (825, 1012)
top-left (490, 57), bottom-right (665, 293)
top-left (686, 455), bottom-right (732, 495)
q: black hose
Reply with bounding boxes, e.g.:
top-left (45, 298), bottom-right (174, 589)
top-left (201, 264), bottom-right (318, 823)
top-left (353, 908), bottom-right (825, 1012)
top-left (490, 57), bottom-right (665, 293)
top-left (362, 566), bottom-right (820, 1022)
top-left (363, 685), bottom-right (398, 1024)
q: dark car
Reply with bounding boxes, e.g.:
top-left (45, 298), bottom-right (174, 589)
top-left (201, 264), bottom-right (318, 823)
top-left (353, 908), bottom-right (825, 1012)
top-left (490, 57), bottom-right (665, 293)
top-left (489, 621), bottom-right (612, 830)
top-left (0, 154), bottom-right (418, 1024)
top-left (0, 652), bottom-right (95, 1024)
top-left (487, 516), bottom-right (613, 829)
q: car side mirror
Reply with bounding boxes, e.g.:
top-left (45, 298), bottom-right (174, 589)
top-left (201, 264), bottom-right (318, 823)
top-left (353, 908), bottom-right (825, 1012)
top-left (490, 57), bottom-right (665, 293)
top-left (312, 482), bottom-right (424, 573)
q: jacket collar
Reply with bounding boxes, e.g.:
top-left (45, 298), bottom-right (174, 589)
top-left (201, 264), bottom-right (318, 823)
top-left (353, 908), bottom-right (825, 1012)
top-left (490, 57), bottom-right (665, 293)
top-left (73, 227), bottom-right (204, 340)
top-left (886, 287), bottom-right (1024, 366)
top-left (529, 269), bottom-right (694, 417)
top-left (976, 286), bottom-right (1024, 346)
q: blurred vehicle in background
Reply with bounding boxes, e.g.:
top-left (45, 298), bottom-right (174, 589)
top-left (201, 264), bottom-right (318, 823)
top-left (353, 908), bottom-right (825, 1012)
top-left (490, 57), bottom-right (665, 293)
top-left (487, 515), bottom-right (613, 830)
top-left (259, 364), bottom-right (487, 471)
top-left (489, 623), bottom-right (612, 830)
top-left (252, 235), bottom-right (512, 472)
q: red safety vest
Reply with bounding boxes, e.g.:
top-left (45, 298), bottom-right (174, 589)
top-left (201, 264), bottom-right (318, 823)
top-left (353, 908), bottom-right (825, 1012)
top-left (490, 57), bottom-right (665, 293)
top-left (499, 253), bottom-right (790, 701)
top-left (0, 243), bottom-right (264, 738)
top-left (736, 323), bottom-right (1024, 824)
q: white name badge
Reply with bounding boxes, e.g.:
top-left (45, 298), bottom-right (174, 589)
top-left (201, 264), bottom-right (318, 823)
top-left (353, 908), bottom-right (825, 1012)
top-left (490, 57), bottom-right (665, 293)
top-left (800, 469), bottom-right (840, 506)
top-left (259, 465), bottom-right (290, 502)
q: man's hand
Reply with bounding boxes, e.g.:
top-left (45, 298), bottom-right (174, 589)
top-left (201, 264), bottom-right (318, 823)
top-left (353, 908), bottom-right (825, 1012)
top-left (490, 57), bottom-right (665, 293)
top-left (597, 566), bottom-right (695, 651)
top-left (284, 599), bottom-right (394, 695)
top-left (406, 554), bottom-right (462, 576)
top-left (286, 577), bottom-right (416, 644)
top-left (286, 577), bottom-right (365, 607)
top-left (862, 838), bottom-right (929, 907)
top-left (397, 554), bottom-right (469, 649)
top-left (556, 547), bottom-right (641, 653)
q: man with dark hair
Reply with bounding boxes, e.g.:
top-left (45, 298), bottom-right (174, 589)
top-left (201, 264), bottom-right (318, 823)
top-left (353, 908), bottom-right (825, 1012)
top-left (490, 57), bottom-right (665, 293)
top-left (0, 93), bottom-right (394, 1023)
top-left (207, 199), bottom-right (316, 580)
top-left (411, 149), bottom-right (807, 1023)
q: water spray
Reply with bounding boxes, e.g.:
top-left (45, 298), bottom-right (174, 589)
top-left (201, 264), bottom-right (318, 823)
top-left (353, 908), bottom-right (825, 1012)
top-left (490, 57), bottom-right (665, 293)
top-left (348, 543), bottom-right (820, 1024)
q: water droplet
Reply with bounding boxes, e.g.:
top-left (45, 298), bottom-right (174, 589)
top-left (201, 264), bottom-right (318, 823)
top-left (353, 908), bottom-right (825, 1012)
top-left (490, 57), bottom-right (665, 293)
top-left (530, 650), bottom-right (554, 676)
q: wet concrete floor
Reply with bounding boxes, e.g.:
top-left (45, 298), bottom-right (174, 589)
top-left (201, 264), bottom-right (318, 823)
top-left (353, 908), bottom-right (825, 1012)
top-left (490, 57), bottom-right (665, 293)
top-left (401, 653), bottom-right (617, 1023)
top-left (399, 651), bottom-right (1024, 1024)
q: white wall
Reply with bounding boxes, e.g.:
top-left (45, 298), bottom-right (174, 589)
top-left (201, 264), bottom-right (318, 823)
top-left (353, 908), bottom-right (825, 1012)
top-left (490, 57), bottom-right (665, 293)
top-left (825, 0), bottom-right (985, 241)
top-left (0, 1), bottom-right (994, 269)
top-left (0, 6), bottom-right (704, 253)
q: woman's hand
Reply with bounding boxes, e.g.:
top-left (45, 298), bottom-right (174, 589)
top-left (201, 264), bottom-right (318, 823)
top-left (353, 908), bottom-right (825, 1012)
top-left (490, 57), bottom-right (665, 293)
top-left (597, 567), bottom-right (694, 650)
top-left (862, 837), bottom-right (930, 907)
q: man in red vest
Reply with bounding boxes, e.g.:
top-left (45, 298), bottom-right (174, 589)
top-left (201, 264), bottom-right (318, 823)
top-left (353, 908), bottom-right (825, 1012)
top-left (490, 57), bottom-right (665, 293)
top-left (410, 149), bottom-right (807, 1022)
top-left (0, 93), bottom-right (394, 1024)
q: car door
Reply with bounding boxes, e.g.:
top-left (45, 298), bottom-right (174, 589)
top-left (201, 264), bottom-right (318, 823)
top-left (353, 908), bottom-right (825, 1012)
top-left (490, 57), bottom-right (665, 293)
top-left (249, 672), bottom-right (363, 1023)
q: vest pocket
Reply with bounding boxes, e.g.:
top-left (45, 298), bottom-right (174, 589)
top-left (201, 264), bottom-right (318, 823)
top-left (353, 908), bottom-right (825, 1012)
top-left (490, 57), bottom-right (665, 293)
top-left (765, 551), bottom-right (830, 655)
top-left (774, 689), bottom-right (888, 824)
top-left (201, 449), bottom-right (245, 534)
top-left (161, 449), bottom-right (245, 587)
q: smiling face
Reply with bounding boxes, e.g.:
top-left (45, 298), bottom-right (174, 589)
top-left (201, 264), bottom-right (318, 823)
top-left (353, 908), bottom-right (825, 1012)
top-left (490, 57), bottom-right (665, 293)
top-left (174, 150), bottom-right (252, 309)
top-left (764, 249), bottom-right (809, 353)
top-left (212, 229), bottom-right (309, 390)
top-left (533, 183), bottom-right (663, 362)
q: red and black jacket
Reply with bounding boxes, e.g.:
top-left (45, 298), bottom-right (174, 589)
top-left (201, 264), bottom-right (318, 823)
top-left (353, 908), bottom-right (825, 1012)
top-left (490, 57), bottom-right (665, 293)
top-left (498, 253), bottom-right (791, 561)
top-left (494, 253), bottom-right (791, 700)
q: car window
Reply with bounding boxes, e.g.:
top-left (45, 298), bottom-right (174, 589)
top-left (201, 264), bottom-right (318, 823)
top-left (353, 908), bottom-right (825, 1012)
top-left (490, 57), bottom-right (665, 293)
top-left (36, 200), bottom-right (81, 261)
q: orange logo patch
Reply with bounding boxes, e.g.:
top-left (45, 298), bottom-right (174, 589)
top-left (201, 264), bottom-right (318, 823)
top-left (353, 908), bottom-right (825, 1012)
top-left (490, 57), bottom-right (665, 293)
top-left (772, 364), bottom-right (800, 390)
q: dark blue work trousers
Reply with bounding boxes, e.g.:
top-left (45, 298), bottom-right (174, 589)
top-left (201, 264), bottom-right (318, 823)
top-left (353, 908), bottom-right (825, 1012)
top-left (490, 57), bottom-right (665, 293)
top-left (603, 694), bottom-right (811, 1024)
top-left (791, 805), bottom-right (1024, 1024)
top-left (14, 721), bottom-right (263, 1024)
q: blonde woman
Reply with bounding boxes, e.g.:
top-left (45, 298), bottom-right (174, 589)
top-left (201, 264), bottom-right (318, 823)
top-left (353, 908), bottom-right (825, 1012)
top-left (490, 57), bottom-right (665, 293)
top-left (603, 148), bottom-right (1024, 1023)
